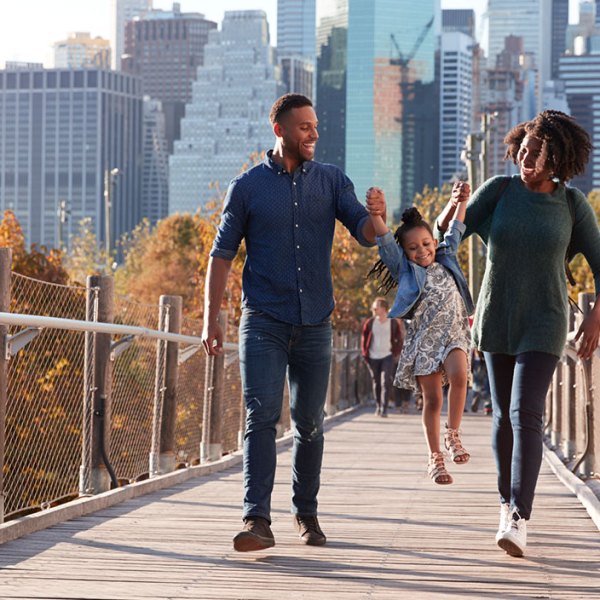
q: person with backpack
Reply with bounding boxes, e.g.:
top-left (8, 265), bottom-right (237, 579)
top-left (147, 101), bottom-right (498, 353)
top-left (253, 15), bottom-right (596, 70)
top-left (435, 110), bottom-right (600, 557)
top-left (361, 297), bottom-right (404, 418)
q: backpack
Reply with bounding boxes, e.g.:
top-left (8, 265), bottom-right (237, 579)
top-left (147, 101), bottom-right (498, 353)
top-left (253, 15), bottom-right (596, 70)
top-left (492, 177), bottom-right (581, 311)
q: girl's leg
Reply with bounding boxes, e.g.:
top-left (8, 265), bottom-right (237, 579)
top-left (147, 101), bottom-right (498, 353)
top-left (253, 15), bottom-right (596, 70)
top-left (484, 353), bottom-right (516, 506)
top-left (418, 371), bottom-right (444, 454)
top-left (443, 348), bottom-right (470, 463)
top-left (418, 372), bottom-right (452, 485)
top-left (444, 348), bottom-right (469, 429)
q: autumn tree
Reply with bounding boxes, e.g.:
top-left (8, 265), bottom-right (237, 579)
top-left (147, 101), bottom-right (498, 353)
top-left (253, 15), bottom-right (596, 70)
top-left (0, 210), bottom-right (68, 284)
top-left (62, 217), bottom-right (108, 285)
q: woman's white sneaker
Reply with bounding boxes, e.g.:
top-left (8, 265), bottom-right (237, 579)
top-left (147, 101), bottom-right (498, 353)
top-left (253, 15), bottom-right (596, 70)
top-left (497, 509), bottom-right (527, 557)
top-left (495, 503), bottom-right (510, 543)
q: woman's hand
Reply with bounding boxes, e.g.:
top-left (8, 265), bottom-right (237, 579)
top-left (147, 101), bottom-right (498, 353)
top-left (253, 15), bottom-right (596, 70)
top-left (451, 181), bottom-right (470, 206)
top-left (574, 311), bottom-right (600, 360)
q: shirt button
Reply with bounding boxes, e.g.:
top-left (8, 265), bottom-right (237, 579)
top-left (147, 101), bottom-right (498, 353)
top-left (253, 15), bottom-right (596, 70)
top-left (293, 182), bottom-right (297, 186)
top-left (297, 245), bottom-right (300, 249)
top-left (300, 289), bottom-right (303, 293)
top-left (298, 267), bottom-right (301, 271)
top-left (294, 202), bottom-right (298, 206)
top-left (295, 224), bottom-right (299, 228)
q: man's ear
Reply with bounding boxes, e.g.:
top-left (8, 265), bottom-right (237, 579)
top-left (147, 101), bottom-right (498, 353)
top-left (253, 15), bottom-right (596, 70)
top-left (273, 121), bottom-right (282, 138)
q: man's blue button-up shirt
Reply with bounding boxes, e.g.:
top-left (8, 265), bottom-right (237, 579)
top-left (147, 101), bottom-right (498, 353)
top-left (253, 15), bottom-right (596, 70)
top-left (210, 151), bottom-right (374, 325)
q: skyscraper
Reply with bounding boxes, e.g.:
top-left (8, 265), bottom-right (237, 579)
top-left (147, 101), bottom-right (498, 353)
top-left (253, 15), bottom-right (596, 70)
top-left (484, 36), bottom-right (537, 178)
top-left (487, 0), bottom-right (552, 97)
top-left (550, 0), bottom-right (569, 80)
top-left (121, 4), bottom-right (217, 152)
top-left (345, 0), bottom-right (439, 215)
top-left (112, 0), bottom-right (152, 69)
top-left (278, 0), bottom-right (316, 56)
top-left (559, 52), bottom-right (600, 193)
top-left (54, 32), bottom-right (111, 69)
top-left (442, 9), bottom-right (475, 38)
top-left (277, 0), bottom-right (316, 98)
top-left (169, 11), bottom-right (280, 213)
top-left (487, 0), bottom-right (542, 67)
top-left (315, 0), bottom-right (348, 168)
top-left (439, 31), bottom-right (472, 185)
top-left (141, 98), bottom-right (169, 225)
top-left (0, 67), bottom-right (143, 249)
top-left (559, 4), bottom-right (600, 194)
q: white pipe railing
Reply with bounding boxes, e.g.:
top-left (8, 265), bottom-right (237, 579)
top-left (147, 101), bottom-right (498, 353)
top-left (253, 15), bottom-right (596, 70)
top-left (0, 311), bottom-right (237, 351)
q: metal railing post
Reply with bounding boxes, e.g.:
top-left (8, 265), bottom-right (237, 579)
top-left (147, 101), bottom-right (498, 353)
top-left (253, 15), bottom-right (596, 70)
top-left (549, 360), bottom-right (562, 447)
top-left (84, 275), bottom-right (114, 494)
top-left (150, 295), bottom-right (182, 476)
top-left (578, 292), bottom-right (595, 477)
top-left (201, 310), bottom-right (226, 462)
top-left (0, 248), bottom-right (12, 523)
top-left (325, 335), bottom-right (337, 417)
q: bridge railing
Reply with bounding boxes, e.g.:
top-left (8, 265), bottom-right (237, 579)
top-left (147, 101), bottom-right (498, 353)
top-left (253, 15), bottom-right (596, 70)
top-left (545, 292), bottom-right (600, 488)
top-left (0, 248), bottom-right (371, 522)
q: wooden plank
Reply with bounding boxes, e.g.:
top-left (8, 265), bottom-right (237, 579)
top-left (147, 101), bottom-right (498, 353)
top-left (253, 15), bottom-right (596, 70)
top-left (0, 408), bottom-right (598, 599)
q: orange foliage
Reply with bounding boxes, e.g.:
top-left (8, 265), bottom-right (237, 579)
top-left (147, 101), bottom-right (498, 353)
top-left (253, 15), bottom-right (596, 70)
top-left (0, 210), bottom-right (68, 284)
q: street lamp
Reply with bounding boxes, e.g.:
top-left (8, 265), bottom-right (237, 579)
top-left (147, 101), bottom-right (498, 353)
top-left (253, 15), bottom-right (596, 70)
top-left (103, 167), bottom-right (120, 260)
top-left (57, 199), bottom-right (70, 253)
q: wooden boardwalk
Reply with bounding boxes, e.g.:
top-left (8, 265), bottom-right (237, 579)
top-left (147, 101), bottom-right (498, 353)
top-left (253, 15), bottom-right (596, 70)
top-left (0, 407), bottom-right (598, 599)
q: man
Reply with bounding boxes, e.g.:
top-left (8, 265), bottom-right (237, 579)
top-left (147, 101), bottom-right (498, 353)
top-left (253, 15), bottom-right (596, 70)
top-left (360, 297), bottom-right (403, 417)
top-left (202, 93), bottom-right (386, 552)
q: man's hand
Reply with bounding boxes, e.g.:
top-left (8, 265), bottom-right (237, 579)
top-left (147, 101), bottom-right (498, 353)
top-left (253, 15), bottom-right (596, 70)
top-left (202, 321), bottom-right (224, 356)
top-left (366, 186), bottom-right (387, 217)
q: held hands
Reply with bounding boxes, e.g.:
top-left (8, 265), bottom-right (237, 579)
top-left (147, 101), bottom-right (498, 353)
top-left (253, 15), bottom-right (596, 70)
top-left (366, 187), bottom-right (386, 217)
top-left (451, 180), bottom-right (470, 206)
top-left (365, 187), bottom-right (389, 237)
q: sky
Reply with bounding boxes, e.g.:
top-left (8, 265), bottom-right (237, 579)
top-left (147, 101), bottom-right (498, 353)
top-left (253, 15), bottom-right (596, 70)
top-left (0, 0), bottom-right (581, 67)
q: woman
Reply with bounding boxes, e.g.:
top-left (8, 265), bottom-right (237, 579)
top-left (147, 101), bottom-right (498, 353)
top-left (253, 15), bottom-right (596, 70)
top-left (436, 110), bottom-right (600, 557)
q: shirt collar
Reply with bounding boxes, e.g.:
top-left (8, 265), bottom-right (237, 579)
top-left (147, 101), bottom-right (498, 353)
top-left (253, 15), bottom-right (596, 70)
top-left (264, 149), bottom-right (314, 175)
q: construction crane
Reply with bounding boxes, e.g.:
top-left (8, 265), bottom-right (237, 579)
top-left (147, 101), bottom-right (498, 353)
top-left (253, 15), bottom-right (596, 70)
top-left (390, 16), bottom-right (434, 93)
top-left (390, 16), bottom-right (434, 209)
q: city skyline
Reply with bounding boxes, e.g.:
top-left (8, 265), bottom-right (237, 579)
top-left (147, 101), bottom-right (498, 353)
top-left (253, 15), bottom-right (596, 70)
top-left (0, 0), bottom-right (542, 67)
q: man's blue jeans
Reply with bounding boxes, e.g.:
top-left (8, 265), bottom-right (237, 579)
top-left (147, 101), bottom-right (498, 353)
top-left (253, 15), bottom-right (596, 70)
top-left (484, 351), bottom-right (558, 520)
top-left (239, 308), bottom-right (332, 523)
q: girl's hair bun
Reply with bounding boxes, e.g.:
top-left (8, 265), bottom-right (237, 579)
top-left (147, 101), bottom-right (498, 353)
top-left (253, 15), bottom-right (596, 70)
top-left (401, 207), bottom-right (423, 226)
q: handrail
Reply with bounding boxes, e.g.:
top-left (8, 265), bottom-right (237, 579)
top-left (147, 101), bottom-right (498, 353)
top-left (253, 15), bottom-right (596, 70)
top-left (0, 311), bottom-right (237, 351)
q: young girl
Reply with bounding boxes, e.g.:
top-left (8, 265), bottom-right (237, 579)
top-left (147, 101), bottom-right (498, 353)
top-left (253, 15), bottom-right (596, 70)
top-left (366, 183), bottom-right (474, 484)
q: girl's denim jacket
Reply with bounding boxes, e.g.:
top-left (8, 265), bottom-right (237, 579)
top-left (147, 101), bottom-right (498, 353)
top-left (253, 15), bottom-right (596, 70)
top-left (376, 219), bottom-right (475, 319)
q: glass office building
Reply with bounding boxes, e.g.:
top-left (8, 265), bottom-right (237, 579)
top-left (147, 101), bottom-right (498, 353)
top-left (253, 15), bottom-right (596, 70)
top-left (346, 0), bottom-right (439, 215)
top-left (0, 67), bottom-right (143, 250)
top-left (315, 0), bottom-right (348, 168)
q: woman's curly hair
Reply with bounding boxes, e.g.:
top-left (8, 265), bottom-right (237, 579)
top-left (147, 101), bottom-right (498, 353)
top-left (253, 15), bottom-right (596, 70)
top-left (504, 110), bottom-right (592, 182)
top-left (367, 207), bottom-right (433, 295)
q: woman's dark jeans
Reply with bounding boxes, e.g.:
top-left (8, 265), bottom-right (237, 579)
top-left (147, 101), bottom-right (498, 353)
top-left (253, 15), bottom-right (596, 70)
top-left (484, 351), bottom-right (558, 520)
top-left (239, 309), bottom-right (332, 523)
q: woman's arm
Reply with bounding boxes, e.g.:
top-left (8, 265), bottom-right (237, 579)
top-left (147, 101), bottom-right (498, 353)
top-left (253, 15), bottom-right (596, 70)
top-left (571, 192), bottom-right (600, 359)
top-left (437, 181), bottom-right (469, 231)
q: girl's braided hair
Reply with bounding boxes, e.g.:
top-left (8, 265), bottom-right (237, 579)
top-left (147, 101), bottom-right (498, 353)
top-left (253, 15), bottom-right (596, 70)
top-left (367, 207), bottom-right (433, 295)
top-left (504, 110), bottom-right (592, 182)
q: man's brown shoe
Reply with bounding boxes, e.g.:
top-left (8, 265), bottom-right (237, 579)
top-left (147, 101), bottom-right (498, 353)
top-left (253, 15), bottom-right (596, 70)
top-left (233, 517), bottom-right (275, 552)
top-left (294, 514), bottom-right (326, 546)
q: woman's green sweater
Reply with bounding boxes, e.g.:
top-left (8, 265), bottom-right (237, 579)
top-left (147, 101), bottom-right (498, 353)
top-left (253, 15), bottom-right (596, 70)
top-left (461, 175), bottom-right (600, 357)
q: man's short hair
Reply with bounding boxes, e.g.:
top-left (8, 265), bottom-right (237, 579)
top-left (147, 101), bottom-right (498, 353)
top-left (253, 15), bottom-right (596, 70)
top-left (269, 93), bottom-right (313, 125)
